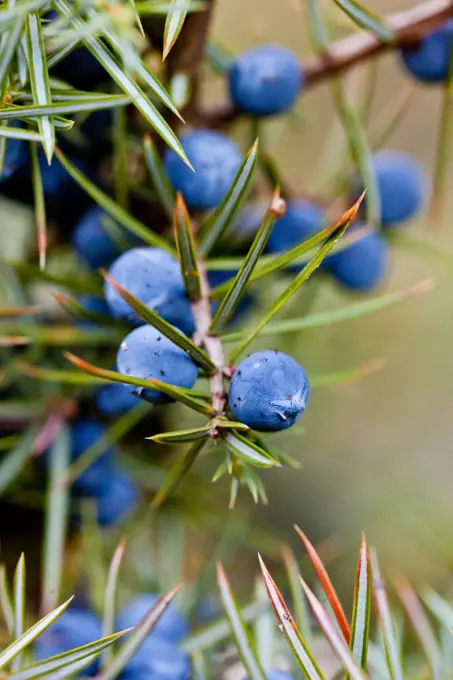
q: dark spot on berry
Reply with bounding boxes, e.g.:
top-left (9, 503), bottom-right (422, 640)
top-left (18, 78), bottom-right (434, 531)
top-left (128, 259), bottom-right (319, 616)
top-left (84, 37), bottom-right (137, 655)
top-left (160, 370), bottom-right (165, 376)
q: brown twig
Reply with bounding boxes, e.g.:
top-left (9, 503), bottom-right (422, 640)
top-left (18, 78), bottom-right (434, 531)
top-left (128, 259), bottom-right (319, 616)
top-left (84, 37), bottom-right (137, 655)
top-left (191, 258), bottom-right (226, 417)
top-left (196, 0), bottom-right (453, 128)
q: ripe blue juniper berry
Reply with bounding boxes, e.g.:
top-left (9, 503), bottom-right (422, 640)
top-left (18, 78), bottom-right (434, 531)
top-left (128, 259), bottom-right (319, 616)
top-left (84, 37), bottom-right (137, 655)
top-left (72, 206), bottom-right (129, 270)
top-left (69, 418), bottom-right (116, 494)
top-left (229, 43), bottom-right (302, 116)
top-left (117, 324), bottom-right (199, 404)
top-left (116, 594), bottom-right (189, 642)
top-left (355, 150), bottom-right (428, 226)
top-left (116, 594), bottom-right (190, 679)
top-left (34, 608), bottom-right (103, 676)
top-left (94, 466), bottom-right (140, 527)
top-left (228, 350), bottom-right (310, 431)
top-left (95, 383), bottom-right (140, 416)
top-left (266, 200), bottom-right (325, 267)
top-left (78, 294), bottom-right (111, 321)
top-left (119, 637), bottom-right (190, 680)
top-left (105, 247), bottom-right (195, 336)
top-left (163, 130), bottom-right (242, 210)
top-left (401, 20), bottom-right (453, 83)
top-left (325, 229), bottom-right (389, 292)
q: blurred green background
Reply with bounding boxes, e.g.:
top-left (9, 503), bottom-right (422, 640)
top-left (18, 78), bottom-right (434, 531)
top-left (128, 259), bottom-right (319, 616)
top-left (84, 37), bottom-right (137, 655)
top-left (207, 0), bottom-right (453, 584)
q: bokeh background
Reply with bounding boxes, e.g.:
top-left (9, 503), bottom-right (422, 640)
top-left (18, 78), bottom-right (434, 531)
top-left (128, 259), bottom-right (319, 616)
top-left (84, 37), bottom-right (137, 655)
top-left (1, 0), bottom-right (452, 601)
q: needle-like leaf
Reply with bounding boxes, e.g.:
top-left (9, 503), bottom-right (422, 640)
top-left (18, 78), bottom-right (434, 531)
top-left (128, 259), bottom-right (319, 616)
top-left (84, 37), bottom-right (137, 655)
top-left (163, 0), bottom-right (191, 60)
top-left (294, 525), bottom-right (350, 642)
top-left (53, 0), bottom-right (192, 166)
top-left (26, 13), bottom-right (54, 162)
top-left (143, 133), bottom-right (175, 220)
top-left (281, 545), bottom-right (312, 647)
top-left (0, 564), bottom-right (14, 635)
top-left (299, 577), bottom-right (367, 680)
top-left (210, 189), bottom-right (284, 333)
top-left (152, 438), bottom-right (207, 506)
top-left (225, 432), bottom-right (280, 468)
top-left (370, 547), bottom-right (404, 680)
top-left (8, 631), bottom-right (128, 680)
top-left (174, 193), bottom-right (201, 301)
top-left (228, 195), bottom-right (363, 362)
top-left (222, 279), bottom-right (433, 342)
top-left (0, 597), bottom-right (74, 669)
top-left (209, 201), bottom-right (368, 298)
top-left (30, 142), bottom-right (47, 270)
top-left (64, 352), bottom-right (215, 415)
top-left (12, 554), bottom-right (26, 671)
top-left (0, 96), bottom-right (130, 120)
top-left (200, 139), bottom-right (259, 255)
top-left (258, 555), bottom-right (325, 680)
top-left (348, 535), bottom-right (372, 675)
top-left (332, 0), bottom-right (394, 42)
top-left (41, 426), bottom-right (70, 617)
top-left (101, 538), bottom-right (127, 669)
top-left (217, 563), bottom-right (267, 680)
top-left (98, 586), bottom-right (182, 680)
top-left (395, 576), bottom-right (442, 678)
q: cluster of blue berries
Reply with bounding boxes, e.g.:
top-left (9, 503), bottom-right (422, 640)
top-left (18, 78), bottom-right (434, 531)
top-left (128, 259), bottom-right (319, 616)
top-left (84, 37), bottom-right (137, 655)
top-left (34, 594), bottom-right (190, 679)
top-left (43, 21), bottom-right (452, 438)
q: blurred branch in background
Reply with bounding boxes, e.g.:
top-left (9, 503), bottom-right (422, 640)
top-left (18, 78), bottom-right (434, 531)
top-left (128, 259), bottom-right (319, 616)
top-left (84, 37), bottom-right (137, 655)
top-left (198, 0), bottom-right (453, 128)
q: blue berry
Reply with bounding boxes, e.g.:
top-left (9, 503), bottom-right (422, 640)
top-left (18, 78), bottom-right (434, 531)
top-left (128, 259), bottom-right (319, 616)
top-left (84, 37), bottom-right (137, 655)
top-left (163, 130), bottom-right (242, 210)
top-left (116, 324), bottom-right (198, 404)
top-left (95, 383), bottom-right (140, 416)
top-left (76, 294), bottom-right (111, 329)
top-left (72, 207), bottom-right (130, 270)
top-left (120, 637), bottom-right (190, 679)
top-left (79, 294), bottom-right (111, 318)
top-left (355, 151), bottom-right (428, 226)
top-left (94, 467), bottom-right (139, 526)
top-left (228, 350), bottom-right (310, 431)
top-left (401, 21), bottom-right (453, 83)
top-left (104, 247), bottom-right (194, 336)
top-left (266, 200), bottom-right (324, 267)
top-left (326, 230), bottom-right (388, 292)
top-left (229, 44), bottom-right (302, 116)
top-left (34, 608), bottom-right (102, 676)
top-left (197, 595), bottom-right (221, 623)
top-left (1, 123), bottom-right (26, 181)
top-left (116, 594), bottom-right (189, 643)
top-left (70, 419), bottom-right (116, 494)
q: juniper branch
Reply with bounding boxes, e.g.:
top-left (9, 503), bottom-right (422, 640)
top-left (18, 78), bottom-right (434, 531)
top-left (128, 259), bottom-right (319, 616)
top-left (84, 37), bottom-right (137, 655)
top-left (196, 0), bottom-right (453, 128)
